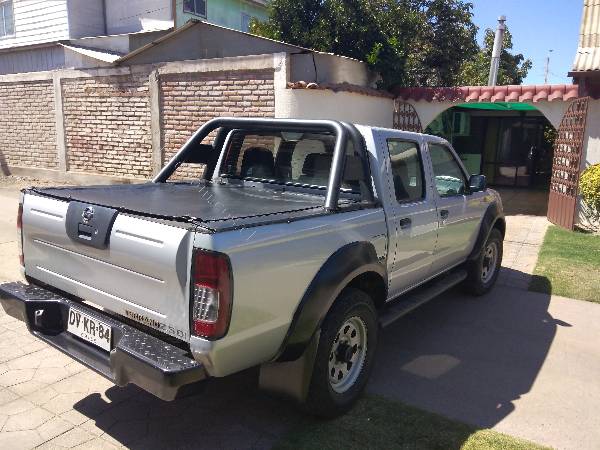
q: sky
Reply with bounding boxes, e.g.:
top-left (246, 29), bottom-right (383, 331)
top-left (471, 0), bottom-right (583, 85)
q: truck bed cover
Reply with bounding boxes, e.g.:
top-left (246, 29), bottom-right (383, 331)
top-left (29, 182), bottom-right (347, 228)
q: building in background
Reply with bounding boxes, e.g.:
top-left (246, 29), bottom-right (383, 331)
top-left (0, 0), bottom-right (173, 51)
top-left (177, 0), bottom-right (267, 32)
top-left (570, 0), bottom-right (600, 98)
top-left (0, 0), bottom-right (267, 74)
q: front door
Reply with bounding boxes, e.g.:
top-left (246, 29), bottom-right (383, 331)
top-left (427, 142), bottom-right (486, 273)
top-left (384, 137), bottom-right (439, 298)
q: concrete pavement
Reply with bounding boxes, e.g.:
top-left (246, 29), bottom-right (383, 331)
top-left (0, 182), bottom-right (600, 449)
top-left (0, 186), bottom-right (21, 284)
top-left (369, 283), bottom-right (600, 450)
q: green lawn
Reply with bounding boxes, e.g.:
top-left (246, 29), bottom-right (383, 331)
top-left (530, 226), bottom-right (600, 303)
top-left (274, 395), bottom-right (548, 450)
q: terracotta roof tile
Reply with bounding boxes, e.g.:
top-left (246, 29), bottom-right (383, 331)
top-left (288, 82), bottom-right (580, 103)
top-left (491, 86), bottom-right (507, 102)
top-left (506, 85), bottom-right (521, 102)
top-left (393, 84), bottom-right (580, 103)
top-left (533, 85), bottom-right (550, 102)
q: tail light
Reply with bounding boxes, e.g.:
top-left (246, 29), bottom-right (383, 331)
top-left (191, 249), bottom-right (232, 339)
top-left (17, 197), bottom-right (24, 268)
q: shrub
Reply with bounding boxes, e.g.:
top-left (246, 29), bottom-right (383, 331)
top-left (580, 164), bottom-right (600, 222)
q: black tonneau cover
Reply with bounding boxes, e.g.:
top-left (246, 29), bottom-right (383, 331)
top-left (31, 182), bottom-right (353, 229)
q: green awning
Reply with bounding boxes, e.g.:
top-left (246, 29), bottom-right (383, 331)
top-left (455, 102), bottom-right (538, 111)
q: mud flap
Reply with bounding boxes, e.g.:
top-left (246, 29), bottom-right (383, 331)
top-left (258, 330), bottom-right (320, 403)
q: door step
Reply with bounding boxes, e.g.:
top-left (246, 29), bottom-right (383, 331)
top-left (379, 269), bottom-right (467, 328)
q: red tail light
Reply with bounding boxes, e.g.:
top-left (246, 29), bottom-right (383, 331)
top-left (191, 250), bottom-right (232, 339)
top-left (17, 201), bottom-right (24, 267)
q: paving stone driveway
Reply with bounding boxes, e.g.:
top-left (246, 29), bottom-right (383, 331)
top-left (1, 184), bottom-right (600, 449)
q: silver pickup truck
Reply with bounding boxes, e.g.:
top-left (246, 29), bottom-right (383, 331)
top-left (0, 118), bottom-right (504, 417)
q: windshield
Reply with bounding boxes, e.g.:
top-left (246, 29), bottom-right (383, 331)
top-left (217, 130), bottom-right (361, 193)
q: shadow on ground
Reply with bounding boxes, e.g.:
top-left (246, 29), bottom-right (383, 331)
top-left (72, 268), bottom-right (558, 448)
top-left (73, 368), bottom-right (303, 449)
top-left (494, 187), bottom-right (549, 217)
top-left (369, 268), bottom-right (561, 430)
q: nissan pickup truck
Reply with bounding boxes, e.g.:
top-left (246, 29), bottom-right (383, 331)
top-left (0, 117), bottom-right (504, 417)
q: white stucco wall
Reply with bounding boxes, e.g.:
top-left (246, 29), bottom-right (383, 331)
top-left (578, 98), bottom-right (600, 230)
top-left (274, 90), bottom-right (573, 138)
top-left (534, 102), bottom-right (572, 130)
top-left (583, 99), bottom-right (600, 168)
top-left (405, 101), bottom-right (452, 129)
top-left (407, 99), bottom-right (571, 130)
top-left (276, 88), bottom-right (393, 127)
top-left (273, 52), bottom-right (392, 127)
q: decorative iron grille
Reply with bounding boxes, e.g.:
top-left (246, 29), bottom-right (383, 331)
top-left (393, 100), bottom-right (422, 133)
top-left (547, 97), bottom-right (589, 230)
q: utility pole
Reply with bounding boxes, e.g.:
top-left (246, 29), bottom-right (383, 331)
top-left (488, 15), bottom-right (507, 86)
top-left (544, 49), bottom-right (554, 84)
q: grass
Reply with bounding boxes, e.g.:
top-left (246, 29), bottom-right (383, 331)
top-left (274, 395), bottom-right (548, 450)
top-left (530, 225), bottom-right (600, 303)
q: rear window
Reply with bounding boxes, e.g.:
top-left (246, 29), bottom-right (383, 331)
top-left (218, 130), bottom-right (361, 193)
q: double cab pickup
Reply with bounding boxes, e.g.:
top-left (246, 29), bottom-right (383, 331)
top-left (0, 118), bottom-right (504, 417)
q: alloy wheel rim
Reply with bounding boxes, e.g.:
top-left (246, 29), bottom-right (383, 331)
top-left (481, 241), bottom-right (498, 283)
top-left (328, 316), bottom-right (367, 393)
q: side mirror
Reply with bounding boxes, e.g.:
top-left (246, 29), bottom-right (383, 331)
top-left (469, 174), bottom-right (487, 192)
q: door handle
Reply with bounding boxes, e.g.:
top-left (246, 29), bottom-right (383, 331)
top-left (399, 217), bottom-right (412, 229)
top-left (439, 209), bottom-right (449, 219)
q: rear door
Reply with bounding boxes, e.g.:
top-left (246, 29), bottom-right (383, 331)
top-left (426, 141), bottom-right (486, 273)
top-left (381, 134), bottom-right (439, 298)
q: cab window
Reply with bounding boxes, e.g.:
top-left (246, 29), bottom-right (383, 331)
top-left (386, 139), bottom-right (425, 203)
top-left (429, 143), bottom-right (468, 197)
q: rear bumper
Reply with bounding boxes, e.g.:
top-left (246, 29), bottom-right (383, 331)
top-left (0, 282), bottom-right (206, 401)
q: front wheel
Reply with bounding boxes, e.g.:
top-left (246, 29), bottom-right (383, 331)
top-left (464, 228), bottom-right (503, 296)
top-left (303, 288), bottom-right (378, 417)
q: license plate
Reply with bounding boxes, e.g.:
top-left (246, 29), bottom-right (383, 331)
top-left (67, 308), bottom-right (112, 352)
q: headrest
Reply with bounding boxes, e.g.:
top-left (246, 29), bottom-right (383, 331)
top-left (302, 153), bottom-right (332, 175)
top-left (241, 147), bottom-right (274, 177)
top-left (393, 158), bottom-right (408, 174)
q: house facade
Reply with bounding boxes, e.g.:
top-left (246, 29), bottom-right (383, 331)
top-left (0, 0), bottom-right (267, 75)
top-left (176, 0), bottom-right (268, 32)
top-left (0, 0), bottom-right (173, 50)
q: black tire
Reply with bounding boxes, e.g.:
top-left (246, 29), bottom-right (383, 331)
top-left (303, 288), bottom-right (378, 418)
top-left (463, 228), bottom-right (503, 296)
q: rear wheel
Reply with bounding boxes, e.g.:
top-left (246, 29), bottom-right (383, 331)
top-left (464, 228), bottom-right (503, 296)
top-left (303, 288), bottom-right (378, 417)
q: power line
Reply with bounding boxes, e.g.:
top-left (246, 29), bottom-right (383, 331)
top-left (117, 0), bottom-right (187, 23)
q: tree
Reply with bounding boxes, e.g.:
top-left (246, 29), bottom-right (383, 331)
top-left (414, 0), bottom-right (478, 86)
top-left (250, 0), bottom-right (479, 89)
top-left (458, 27), bottom-right (532, 86)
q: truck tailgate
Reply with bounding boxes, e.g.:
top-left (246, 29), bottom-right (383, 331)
top-left (22, 193), bottom-right (193, 341)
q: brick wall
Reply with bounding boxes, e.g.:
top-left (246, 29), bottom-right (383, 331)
top-left (0, 63), bottom-right (277, 181)
top-left (160, 69), bottom-right (275, 178)
top-left (62, 74), bottom-right (153, 178)
top-left (0, 80), bottom-right (57, 170)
